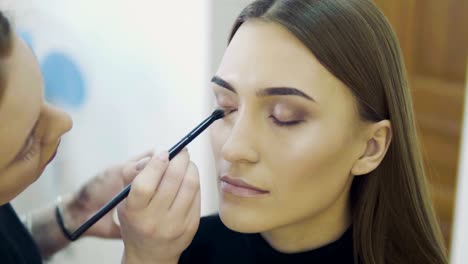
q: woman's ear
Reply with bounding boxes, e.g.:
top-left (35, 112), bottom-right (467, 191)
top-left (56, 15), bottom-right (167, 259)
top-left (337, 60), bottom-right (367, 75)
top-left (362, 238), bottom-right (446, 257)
top-left (351, 120), bottom-right (392, 176)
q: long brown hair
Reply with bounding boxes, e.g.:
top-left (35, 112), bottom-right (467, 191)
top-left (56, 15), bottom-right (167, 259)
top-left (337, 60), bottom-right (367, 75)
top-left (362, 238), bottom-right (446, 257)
top-left (229, 0), bottom-right (448, 263)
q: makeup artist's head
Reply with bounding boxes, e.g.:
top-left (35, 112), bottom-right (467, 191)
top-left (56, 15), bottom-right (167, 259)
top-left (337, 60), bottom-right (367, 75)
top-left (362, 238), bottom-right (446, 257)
top-left (0, 12), bottom-right (72, 205)
top-left (210, 0), bottom-right (447, 263)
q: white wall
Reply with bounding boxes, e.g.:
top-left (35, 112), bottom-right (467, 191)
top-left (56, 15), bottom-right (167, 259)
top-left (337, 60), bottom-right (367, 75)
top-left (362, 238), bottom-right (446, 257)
top-left (210, 0), bottom-right (254, 72)
top-left (451, 64), bottom-right (468, 264)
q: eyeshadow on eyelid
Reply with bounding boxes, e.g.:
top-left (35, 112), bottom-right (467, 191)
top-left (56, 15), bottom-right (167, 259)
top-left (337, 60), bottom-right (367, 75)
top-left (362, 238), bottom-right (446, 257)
top-left (272, 103), bottom-right (305, 117)
top-left (274, 103), bottom-right (292, 111)
top-left (216, 93), bottom-right (237, 104)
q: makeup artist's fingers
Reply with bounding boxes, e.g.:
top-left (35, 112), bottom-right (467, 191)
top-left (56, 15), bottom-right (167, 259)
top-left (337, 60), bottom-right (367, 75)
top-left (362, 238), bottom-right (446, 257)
top-left (122, 150), bottom-right (154, 183)
top-left (181, 189), bottom-right (201, 237)
top-left (122, 162), bottom-right (139, 187)
top-left (126, 151), bottom-right (169, 210)
top-left (150, 149), bottom-right (190, 210)
top-left (121, 157), bottom-right (151, 186)
top-left (130, 150), bottom-right (154, 162)
top-left (170, 161), bottom-right (200, 217)
top-left (187, 189), bottom-right (201, 226)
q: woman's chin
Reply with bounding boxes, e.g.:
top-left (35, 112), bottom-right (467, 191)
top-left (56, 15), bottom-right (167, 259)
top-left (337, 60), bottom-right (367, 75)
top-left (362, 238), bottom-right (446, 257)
top-left (218, 206), bottom-right (272, 234)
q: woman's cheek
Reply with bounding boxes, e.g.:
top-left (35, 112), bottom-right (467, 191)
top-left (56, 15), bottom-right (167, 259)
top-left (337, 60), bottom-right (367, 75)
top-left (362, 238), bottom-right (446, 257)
top-left (210, 121), bottom-right (233, 158)
top-left (210, 122), bottom-right (223, 155)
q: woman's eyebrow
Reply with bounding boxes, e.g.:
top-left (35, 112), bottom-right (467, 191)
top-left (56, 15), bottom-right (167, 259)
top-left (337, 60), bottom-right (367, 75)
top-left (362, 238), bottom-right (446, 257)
top-left (211, 76), bottom-right (236, 93)
top-left (211, 75), bottom-right (316, 102)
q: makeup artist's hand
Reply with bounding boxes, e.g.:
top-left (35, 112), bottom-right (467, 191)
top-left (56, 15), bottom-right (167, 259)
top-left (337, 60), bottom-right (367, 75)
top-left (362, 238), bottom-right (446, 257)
top-left (118, 149), bottom-right (201, 264)
top-left (61, 151), bottom-right (154, 239)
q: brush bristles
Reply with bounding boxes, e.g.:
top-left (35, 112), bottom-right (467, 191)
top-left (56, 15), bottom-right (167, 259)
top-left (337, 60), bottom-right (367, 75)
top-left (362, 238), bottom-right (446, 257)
top-left (212, 109), bottom-right (225, 120)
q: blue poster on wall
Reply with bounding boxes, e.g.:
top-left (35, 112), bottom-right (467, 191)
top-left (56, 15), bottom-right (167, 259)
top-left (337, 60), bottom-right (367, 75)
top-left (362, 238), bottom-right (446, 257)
top-left (19, 31), bottom-right (86, 109)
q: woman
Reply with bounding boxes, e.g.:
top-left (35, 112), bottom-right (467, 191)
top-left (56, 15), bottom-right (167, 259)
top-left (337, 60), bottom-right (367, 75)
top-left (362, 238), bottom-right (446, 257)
top-left (0, 11), bottom-right (201, 264)
top-left (176, 0), bottom-right (449, 263)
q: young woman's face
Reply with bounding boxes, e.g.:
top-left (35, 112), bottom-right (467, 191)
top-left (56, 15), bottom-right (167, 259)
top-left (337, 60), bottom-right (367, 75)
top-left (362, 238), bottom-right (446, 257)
top-left (210, 20), bottom-right (368, 233)
top-left (0, 34), bottom-right (72, 204)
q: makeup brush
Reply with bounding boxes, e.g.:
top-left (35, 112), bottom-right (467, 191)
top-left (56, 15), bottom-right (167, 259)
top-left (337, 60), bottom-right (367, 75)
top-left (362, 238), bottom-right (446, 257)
top-left (64, 109), bottom-right (225, 241)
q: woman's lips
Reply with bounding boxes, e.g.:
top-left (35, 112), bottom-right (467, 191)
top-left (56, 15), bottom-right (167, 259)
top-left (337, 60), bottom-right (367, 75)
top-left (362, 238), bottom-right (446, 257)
top-left (220, 176), bottom-right (269, 197)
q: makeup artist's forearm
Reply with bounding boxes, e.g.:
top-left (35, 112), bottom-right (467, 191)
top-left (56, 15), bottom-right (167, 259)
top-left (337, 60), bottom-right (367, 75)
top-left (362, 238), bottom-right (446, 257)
top-left (30, 203), bottom-right (71, 258)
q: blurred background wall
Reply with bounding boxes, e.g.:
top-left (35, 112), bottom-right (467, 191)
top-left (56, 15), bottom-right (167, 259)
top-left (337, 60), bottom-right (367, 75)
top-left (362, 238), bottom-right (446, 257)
top-left (1, 0), bottom-right (467, 263)
top-left (452, 64), bottom-right (468, 264)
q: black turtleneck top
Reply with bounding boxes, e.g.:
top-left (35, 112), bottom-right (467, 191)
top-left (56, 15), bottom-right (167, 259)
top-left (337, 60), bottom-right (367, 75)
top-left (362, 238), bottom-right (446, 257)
top-left (0, 203), bottom-right (43, 264)
top-left (180, 214), bottom-right (354, 264)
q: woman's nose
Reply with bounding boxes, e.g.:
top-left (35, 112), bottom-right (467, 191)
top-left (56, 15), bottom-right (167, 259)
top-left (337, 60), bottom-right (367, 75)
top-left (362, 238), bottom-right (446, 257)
top-left (42, 104), bottom-right (73, 143)
top-left (220, 114), bottom-right (259, 164)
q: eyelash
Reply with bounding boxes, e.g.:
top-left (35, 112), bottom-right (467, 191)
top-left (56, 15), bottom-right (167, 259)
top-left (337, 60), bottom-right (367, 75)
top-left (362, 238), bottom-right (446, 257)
top-left (219, 107), bottom-right (304, 127)
top-left (269, 116), bottom-right (304, 127)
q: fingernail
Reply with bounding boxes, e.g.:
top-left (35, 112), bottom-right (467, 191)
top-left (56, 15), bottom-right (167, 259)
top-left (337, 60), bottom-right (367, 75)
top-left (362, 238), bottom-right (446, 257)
top-left (157, 151), bottom-right (169, 161)
top-left (113, 210), bottom-right (120, 226)
top-left (136, 157), bottom-right (151, 171)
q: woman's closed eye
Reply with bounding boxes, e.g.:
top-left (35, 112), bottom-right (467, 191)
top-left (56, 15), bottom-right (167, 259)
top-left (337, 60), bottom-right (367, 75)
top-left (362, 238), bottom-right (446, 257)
top-left (270, 103), bottom-right (307, 127)
top-left (216, 104), bottom-right (305, 128)
top-left (269, 115), bottom-right (304, 127)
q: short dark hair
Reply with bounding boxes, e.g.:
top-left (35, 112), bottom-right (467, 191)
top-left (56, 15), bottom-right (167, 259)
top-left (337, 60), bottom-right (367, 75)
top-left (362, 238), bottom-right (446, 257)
top-left (0, 11), bottom-right (12, 104)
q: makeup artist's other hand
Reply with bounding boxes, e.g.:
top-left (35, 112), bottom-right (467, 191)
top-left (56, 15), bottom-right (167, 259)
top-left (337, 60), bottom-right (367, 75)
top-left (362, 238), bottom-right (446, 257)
top-left (118, 150), bottom-right (201, 264)
top-left (62, 151), bottom-right (154, 239)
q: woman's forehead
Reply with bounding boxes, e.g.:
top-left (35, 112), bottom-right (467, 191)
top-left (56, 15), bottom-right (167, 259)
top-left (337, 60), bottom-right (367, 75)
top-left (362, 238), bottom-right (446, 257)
top-left (216, 21), bottom-right (352, 106)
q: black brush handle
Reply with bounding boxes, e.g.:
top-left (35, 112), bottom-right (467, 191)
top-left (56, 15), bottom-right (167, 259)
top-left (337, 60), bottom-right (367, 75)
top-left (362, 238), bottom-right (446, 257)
top-left (68, 109), bottom-right (224, 241)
